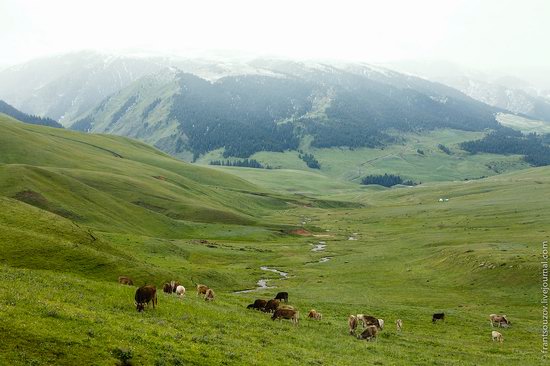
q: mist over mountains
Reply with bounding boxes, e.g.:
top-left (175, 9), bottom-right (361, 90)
top-left (0, 51), bottom-right (510, 161)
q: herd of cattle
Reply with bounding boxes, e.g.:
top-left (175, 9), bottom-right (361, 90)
top-left (120, 276), bottom-right (511, 342)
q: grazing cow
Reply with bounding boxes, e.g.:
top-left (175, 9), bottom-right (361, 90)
top-left (275, 292), bottom-right (289, 303)
top-left (377, 319), bottom-right (385, 330)
top-left (357, 325), bottom-right (378, 341)
top-left (204, 288), bottom-right (215, 301)
top-left (272, 308), bottom-right (299, 325)
top-left (263, 299), bottom-right (280, 313)
top-left (163, 283), bottom-right (172, 294)
top-left (432, 313), bottom-right (445, 323)
top-left (491, 330), bottom-right (503, 343)
top-left (489, 314), bottom-right (510, 327)
top-left (175, 285), bottom-right (186, 297)
top-left (348, 315), bottom-right (358, 335)
top-left (396, 319), bottom-right (403, 332)
top-left (196, 284), bottom-right (209, 296)
top-left (357, 314), bottom-right (381, 329)
top-left (135, 285), bottom-right (157, 312)
top-left (172, 281), bottom-right (182, 293)
top-left (118, 276), bottom-right (133, 286)
top-left (247, 299), bottom-right (267, 310)
top-left (307, 309), bottom-right (322, 320)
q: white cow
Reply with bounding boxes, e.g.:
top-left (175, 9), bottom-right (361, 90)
top-left (175, 285), bottom-right (186, 297)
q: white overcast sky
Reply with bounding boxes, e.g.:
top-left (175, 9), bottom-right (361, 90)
top-left (1, 0), bottom-right (549, 85)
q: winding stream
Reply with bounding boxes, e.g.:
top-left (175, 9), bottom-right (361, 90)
top-left (233, 266), bottom-right (288, 294)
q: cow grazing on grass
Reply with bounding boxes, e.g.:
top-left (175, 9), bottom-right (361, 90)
top-left (357, 325), bottom-right (378, 341)
top-left (196, 284), bottom-right (209, 296)
top-left (272, 308), bottom-right (299, 325)
top-left (491, 331), bottom-right (503, 343)
top-left (118, 276), bottom-right (133, 286)
top-left (357, 314), bottom-right (381, 329)
top-left (275, 292), bottom-right (288, 303)
top-left (307, 309), bottom-right (322, 320)
top-left (348, 315), bottom-right (358, 335)
top-left (489, 314), bottom-right (510, 327)
top-left (170, 281), bottom-right (179, 293)
top-left (204, 288), bottom-right (215, 301)
top-left (175, 285), bottom-right (186, 297)
top-left (247, 299), bottom-right (267, 310)
top-left (432, 313), bottom-right (445, 323)
top-left (163, 283), bottom-right (172, 294)
top-left (135, 285), bottom-right (157, 312)
top-left (263, 299), bottom-right (280, 313)
top-left (396, 319), bottom-right (403, 332)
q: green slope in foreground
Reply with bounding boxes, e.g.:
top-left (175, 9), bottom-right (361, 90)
top-left (0, 114), bottom-right (547, 365)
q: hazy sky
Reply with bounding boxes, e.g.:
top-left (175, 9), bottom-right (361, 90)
top-left (1, 0), bottom-right (549, 85)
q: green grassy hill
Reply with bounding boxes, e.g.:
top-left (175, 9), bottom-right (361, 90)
top-left (0, 114), bottom-right (303, 234)
top-left (0, 114), bottom-right (546, 365)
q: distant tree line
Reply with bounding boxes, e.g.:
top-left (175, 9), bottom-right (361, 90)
top-left (0, 100), bottom-right (63, 128)
top-left (361, 173), bottom-right (416, 187)
top-left (298, 151), bottom-right (321, 169)
top-left (460, 129), bottom-right (550, 167)
top-left (209, 159), bottom-right (269, 169)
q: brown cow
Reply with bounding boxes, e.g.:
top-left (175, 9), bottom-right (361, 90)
top-left (348, 315), bottom-right (358, 335)
top-left (272, 308), bottom-right (299, 325)
top-left (307, 309), bottom-right (322, 320)
top-left (247, 299), bottom-right (267, 310)
top-left (263, 299), bottom-right (280, 313)
top-left (204, 288), bottom-right (215, 301)
top-left (489, 314), bottom-right (510, 327)
top-left (357, 325), bottom-right (378, 341)
top-left (196, 284), bottom-right (209, 296)
top-left (357, 314), bottom-right (381, 329)
top-left (163, 283), bottom-right (172, 294)
top-left (118, 276), bottom-right (133, 286)
top-left (135, 285), bottom-right (157, 312)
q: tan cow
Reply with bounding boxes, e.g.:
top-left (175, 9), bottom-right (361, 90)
top-left (348, 315), bottom-right (358, 335)
top-left (396, 319), bottom-right (403, 332)
top-left (491, 330), bottom-right (503, 342)
top-left (196, 284), bottom-right (209, 296)
top-left (307, 309), bottom-right (322, 320)
top-left (118, 276), bottom-right (134, 286)
top-left (204, 288), bottom-right (215, 301)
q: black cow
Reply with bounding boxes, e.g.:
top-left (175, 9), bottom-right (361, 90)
top-left (274, 292), bottom-right (288, 303)
top-left (432, 313), bottom-right (445, 323)
top-left (135, 285), bottom-right (157, 312)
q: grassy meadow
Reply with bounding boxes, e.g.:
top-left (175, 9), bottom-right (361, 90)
top-left (0, 114), bottom-right (547, 365)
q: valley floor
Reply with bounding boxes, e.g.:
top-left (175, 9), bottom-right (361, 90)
top-left (1, 166), bottom-right (548, 365)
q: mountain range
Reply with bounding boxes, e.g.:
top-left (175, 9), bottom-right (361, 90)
top-left (1, 52), bottom-right (548, 164)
